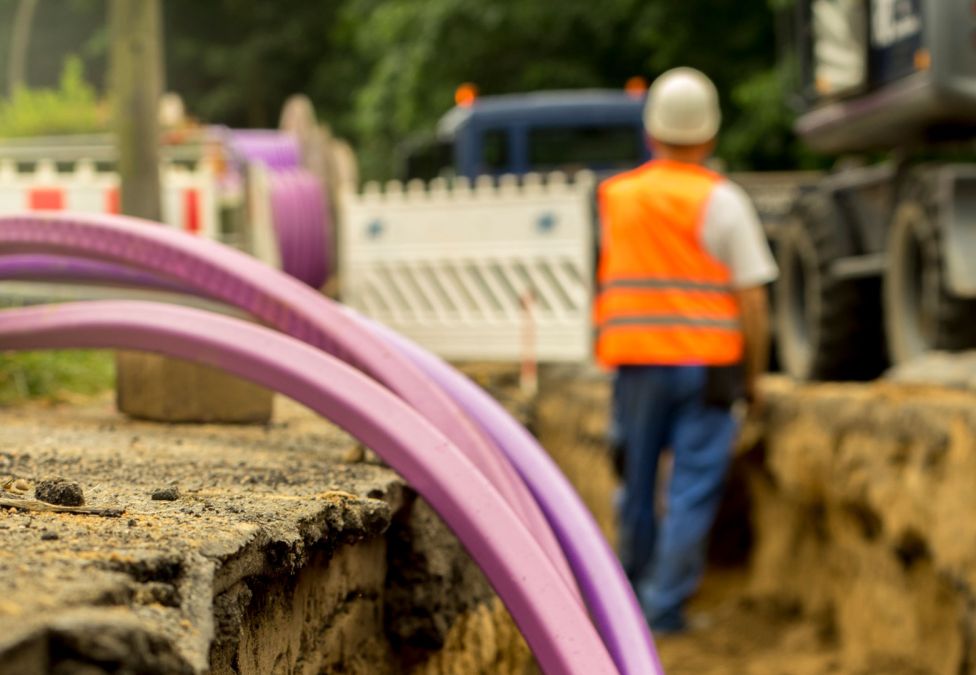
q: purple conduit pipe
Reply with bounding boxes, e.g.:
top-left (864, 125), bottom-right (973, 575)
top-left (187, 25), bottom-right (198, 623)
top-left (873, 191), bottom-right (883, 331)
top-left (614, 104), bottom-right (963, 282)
top-left (224, 127), bottom-right (332, 287)
top-left (0, 300), bottom-right (617, 675)
top-left (227, 128), bottom-right (302, 170)
top-left (0, 218), bottom-right (661, 674)
top-left (367, 319), bottom-right (663, 675)
top-left (0, 213), bottom-right (576, 601)
top-left (269, 169), bottom-right (331, 288)
top-left (0, 254), bottom-right (660, 674)
top-left (294, 169), bottom-right (332, 286)
top-left (270, 171), bottom-right (303, 281)
top-left (0, 254), bottom-right (189, 293)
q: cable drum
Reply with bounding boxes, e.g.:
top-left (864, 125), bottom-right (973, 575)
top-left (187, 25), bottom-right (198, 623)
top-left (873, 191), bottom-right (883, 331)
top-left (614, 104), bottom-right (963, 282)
top-left (297, 168), bottom-right (333, 287)
top-left (266, 168), bottom-right (332, 288)
top-left (227, 128), bottom-right (302, 171)
top-left (227, 129), bottom-right (333, 288)
top-left (269, 169), bottom-right (300, 281)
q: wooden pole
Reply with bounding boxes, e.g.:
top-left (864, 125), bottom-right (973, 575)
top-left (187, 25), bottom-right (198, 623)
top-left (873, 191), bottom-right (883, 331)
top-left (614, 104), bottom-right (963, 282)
top-left (7, 0), bottom-right (39, 96)
top-left (110, 0), bottom-right (162, 221)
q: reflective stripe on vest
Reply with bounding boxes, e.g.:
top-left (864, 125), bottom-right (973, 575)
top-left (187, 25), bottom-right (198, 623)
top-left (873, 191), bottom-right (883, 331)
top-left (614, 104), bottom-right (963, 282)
top-left (594, 159), bottom-right (743, 366)
top-left (602, 315), bottom-right (740, 329)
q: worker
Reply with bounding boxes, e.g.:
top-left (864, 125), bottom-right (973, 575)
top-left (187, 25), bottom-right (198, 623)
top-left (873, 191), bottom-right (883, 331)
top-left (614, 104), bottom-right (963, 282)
top-left (595, 67), bottom-right (777, 633)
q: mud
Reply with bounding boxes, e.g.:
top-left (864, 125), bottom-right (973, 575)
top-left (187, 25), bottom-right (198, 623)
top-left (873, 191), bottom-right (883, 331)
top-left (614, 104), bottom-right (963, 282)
top-left (0, 393), bottom-right (530, 674)
top-left (392, 498), bottom-right (535, 675)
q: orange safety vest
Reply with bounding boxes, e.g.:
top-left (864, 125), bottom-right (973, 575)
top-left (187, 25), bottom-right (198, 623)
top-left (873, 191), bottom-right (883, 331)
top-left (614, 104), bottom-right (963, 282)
top-left (594, 159), bottom-right (743, 367)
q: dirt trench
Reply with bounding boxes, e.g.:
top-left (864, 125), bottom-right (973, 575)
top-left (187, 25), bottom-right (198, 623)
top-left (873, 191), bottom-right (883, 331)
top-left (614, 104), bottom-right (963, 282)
top-left (5, 361), bottom-right (975, 674)
top-left (741, 378), bottom-right (976, 675)
top-left (535, 366), bottom-right (976, 675)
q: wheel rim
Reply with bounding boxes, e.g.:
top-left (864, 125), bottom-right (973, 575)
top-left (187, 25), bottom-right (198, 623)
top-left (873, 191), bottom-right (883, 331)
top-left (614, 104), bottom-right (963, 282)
top-left (904, 223), bottom-right (939, 349)
top-left (778, 223), bottom-right (821, 379)
top-left (889, 202), bottom-right (941, 361)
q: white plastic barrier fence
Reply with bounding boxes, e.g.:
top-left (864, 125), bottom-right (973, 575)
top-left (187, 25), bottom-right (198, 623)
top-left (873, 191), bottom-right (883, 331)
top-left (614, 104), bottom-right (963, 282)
top-left (340, 172), bottom-right (596, 363)
top-left (0, 159), bottom-right (219, 240)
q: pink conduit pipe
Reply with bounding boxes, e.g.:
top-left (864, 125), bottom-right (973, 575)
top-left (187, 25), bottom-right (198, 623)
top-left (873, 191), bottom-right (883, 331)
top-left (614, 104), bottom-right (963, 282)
top-left (0, 254), bottom-right (188, 293)
top-left (0, 300), bottom-right (616, 675)
top-left (367, 319), bottom-right (663, 675)
top-left (0, 213), bottom-right (575, 600)
top-left (0, 224), bottom-right (661, 673)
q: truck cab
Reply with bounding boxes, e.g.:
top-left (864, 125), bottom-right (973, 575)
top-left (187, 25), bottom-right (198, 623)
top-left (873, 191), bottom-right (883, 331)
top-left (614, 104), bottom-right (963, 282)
top-left (400, 89), bottom-right (649, 181)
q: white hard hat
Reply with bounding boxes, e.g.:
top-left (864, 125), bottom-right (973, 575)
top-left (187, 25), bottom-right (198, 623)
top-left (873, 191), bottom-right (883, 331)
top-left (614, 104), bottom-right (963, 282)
top-left (644, 67), bottom-right (721, 145)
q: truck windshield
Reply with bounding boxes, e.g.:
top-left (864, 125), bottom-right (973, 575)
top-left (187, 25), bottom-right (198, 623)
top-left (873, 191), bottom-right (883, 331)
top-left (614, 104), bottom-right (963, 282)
top-left (527, 124), bottom-right (643, 173)
top-left (402, 139), bottom-right (453, 181)
top-left (481, 130), bottom-right (509, 173)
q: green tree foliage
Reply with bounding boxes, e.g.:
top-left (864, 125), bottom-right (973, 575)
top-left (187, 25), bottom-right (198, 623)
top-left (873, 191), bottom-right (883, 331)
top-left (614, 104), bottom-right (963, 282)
top-left (346, 0), bottom-right (638, 177)
top-left (345, 0), bottom-right (796, 177)
top-left (628, 0), bottom-right (796, 169)
top-left (7, 0), bottom-right (810, 172)
top-left (0, 55), bottom-right (108, 137)
top-left (163, 0), bottom-right (362, 132)
top-left (722, 61), bottom-right (808, 170)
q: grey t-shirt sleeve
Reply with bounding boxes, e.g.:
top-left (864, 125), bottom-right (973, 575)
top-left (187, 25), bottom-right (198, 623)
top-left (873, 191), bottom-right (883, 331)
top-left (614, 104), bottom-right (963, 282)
top-left (700, 180), bottom-right (779, 288)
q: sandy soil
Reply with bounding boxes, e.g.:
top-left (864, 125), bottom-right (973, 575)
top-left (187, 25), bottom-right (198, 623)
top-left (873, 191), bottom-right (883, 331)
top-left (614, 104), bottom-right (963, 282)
top-left (534, 368), bottom-right (947, 675)
top-left (657, 569), bottom-right (844, 675)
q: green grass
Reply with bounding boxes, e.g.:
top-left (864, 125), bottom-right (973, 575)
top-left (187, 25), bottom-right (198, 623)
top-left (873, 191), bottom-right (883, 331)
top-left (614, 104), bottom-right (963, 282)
top-left (0, 56), bottom-right (109, 138)
top-left (0, 351), bottom-right (114, 404)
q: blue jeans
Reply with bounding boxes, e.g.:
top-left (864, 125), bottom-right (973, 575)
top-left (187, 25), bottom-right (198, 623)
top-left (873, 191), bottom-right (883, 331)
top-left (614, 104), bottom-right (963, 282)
top-left (614, 365), bottom-right (737, 631)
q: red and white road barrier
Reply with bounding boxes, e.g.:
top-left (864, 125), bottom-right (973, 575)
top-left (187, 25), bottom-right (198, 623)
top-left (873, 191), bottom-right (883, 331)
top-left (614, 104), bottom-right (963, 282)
top-left (0, 159), bottom-right (218, 239)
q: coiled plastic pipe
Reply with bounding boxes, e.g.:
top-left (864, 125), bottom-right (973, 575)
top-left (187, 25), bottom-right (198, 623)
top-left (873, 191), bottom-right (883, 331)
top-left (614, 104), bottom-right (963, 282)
top-left (0, 213), bottom-right (575, 600)
top-left (0, 300), bottom-right (617, 675)
top-left (226, 128), bottom-right (333, 287)
top-left (226, 128), bottom-right (302, 171)
top-left (268, 169), bottom-right (332, 288)
top-left (0, 251), bottom-right (662, 673)
top-left (0, 215), bottom-right (663, 674)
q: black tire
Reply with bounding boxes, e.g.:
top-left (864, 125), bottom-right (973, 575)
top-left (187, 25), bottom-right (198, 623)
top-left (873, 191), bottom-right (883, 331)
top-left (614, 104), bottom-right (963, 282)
top-left (773, 191), bottom-right (887, 380)
top-left (884, 173), bottom-right (976, 364)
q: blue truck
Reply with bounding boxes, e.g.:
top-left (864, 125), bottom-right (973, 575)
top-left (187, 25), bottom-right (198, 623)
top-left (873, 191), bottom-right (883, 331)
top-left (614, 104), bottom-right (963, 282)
top-left (398, 89), bottom-right (650, 182)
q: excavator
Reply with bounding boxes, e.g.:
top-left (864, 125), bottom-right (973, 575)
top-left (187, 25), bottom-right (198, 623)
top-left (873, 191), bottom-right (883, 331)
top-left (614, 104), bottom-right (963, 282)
top-left (773, 0), bottom-right (976, 380)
